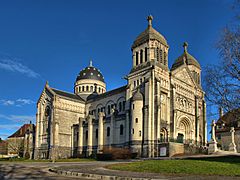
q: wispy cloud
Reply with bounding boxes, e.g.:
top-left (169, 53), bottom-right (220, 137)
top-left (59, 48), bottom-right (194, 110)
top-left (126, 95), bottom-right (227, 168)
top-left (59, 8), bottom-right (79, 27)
top-left (0, 98), bottom-right (35, 106)
top-left (0, 57), bottom-right (40, 78)
top-left (0, 114), bottom-right (35, 123)
top-left (16, 98), bottom-right (35, 105)
top-left (0, 100), bottom-right (15, 106)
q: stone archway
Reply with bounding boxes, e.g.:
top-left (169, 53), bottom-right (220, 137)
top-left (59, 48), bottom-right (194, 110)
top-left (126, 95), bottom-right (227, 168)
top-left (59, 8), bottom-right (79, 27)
top-left (160, 128), bottom-right (168, 143)
top-left (176, 117), bottom-right (192, 143)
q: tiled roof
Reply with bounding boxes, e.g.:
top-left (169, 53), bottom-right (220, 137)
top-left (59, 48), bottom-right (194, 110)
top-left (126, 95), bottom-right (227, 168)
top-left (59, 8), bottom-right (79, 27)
top-left (87, 85), bottom-right (127, 102)
top-left (51, 88), bottom-right (85, 102)
top-left (8, 124), bottom-right (35, 138)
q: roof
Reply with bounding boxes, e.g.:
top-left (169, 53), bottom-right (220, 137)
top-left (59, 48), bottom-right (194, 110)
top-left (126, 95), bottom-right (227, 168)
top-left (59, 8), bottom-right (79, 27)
top-left (171, 42), bottom-right (201, 70)
top-left (87, 85), bottom-right (127, 102)
top-left (8, 124), bottom-right (35, 138)
top-left (76, 61), bottom-right (105, 83)
top-left (51, 88), bottom-right (85, 102)
top-left (216, 108), bottom-right (240, 132)
top-left (132, 15), bottom-right (168, 49)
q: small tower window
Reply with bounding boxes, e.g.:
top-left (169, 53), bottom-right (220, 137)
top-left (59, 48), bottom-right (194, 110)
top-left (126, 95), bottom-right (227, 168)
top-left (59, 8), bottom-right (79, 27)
top-left (136, 52), bottom-right (139, 65)
top-left (134, 81), bottom-right (136, 87)
top-left (156, 47), bottom-right (159, 61)
top-left (120, 124), bottom-right (124, 135)
top-left (132, 104), bottom-right (134, 109)
top-left (140, 49), bottom-right (143, 64)
top-left (90, 86), bottom-right (93, 91)
top-left (107, 127), bottom-right (110, 137)
top-left (135, 118), bottom-right (138, 123)
top-left (98, 87), bottom-right (101, 93)
top-left (145, 47), bottom-right (148, 62)
top-left (96, 129), bottom-right (98, 139)
top-left (139, 131), bottom-right (141, 137)
top-left (164, 52), bottom-right (167, 65)
top-left (82, 86), bottom-right (85, 92)
top-left (160, 49), bottom-right (163, 63)
top-left (132, 128), bottom-right (134, 134)
top-left (79, 86), bottom-right (81, 92)
top-left (86, 86), bottom-right (89, 91)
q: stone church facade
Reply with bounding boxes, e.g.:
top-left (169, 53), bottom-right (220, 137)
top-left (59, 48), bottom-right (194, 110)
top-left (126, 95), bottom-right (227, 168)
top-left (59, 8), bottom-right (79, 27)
top-left (34, 16), bottom-right (207, 159)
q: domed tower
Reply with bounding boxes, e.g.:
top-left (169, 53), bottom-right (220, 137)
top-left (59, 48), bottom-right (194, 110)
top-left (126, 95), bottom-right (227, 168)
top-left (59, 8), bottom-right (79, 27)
top-left (131, 15), bottom-right (169, 72)
top-left (75, 61), bottom-right (106, 100)
top-left (130, 89), bottom-right (143, 153)
top-left (171, 42), bottom-right (201, 85)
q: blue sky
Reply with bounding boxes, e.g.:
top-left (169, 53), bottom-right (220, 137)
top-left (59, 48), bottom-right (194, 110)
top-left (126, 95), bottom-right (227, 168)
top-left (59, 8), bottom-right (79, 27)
top-left (0, 0), bottom-right (235, 140)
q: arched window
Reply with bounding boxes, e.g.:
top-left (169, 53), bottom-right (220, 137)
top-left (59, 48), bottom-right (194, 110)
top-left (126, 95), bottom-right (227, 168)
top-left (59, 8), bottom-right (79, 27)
top-left (119, 102), bottom-right (122, 112)
top-left (145, 47), bottom-right (148, 62)
top-left (86, 86), bottom-right (89, 91)
top-left (96, 129), bottom-right (98, 139)
top-left (79, 86), bottom-right (81, 92)
top-left (107, 127), bottom-right (110, 137)
top-left (140, 49), bottom-right (143, 64)
top-left (123, 101), bottom-right (126, 111)
top-left (120, 125), bottom-right (124, 135)
top-left (160, 49), bottom-right (163, 63)
top-left (90, 86), bottom-right (93, 91)
top-left (156, 47), bottom-right (159, 61)
top-left (82, 86), bottom-right (85, 92)
top-left (98, 87), bottom-right (101, 93)
top-left (136, 52), bottom-right (139, 65)
top-left (164, 52), bottom-right (167, 65)
top-left (108, 105), bottom-right (111, 115)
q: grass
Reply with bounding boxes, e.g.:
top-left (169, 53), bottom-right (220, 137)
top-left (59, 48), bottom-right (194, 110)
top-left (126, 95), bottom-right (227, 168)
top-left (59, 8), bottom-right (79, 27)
top-left (107, 156), bottom-right (240, 176)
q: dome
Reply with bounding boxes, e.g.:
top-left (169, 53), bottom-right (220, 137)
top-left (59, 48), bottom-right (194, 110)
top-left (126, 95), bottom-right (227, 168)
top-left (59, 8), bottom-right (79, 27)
top-left (76, 61), bottom-right (105, 83)
top-left (132, 15), bottom-right (168, 49)
top-left (171, 42), bottom-right (201, 70)
top-left (132, 90), bottom-right (143, 101)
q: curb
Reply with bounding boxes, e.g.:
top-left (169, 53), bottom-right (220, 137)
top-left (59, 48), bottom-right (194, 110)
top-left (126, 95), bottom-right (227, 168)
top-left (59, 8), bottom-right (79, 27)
top-left (49, 168), bottom-right (163, 180)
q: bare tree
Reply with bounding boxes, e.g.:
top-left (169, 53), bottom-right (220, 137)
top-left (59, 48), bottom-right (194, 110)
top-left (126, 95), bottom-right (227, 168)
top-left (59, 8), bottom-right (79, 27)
top-left (7, 138), bottom-right (24, 157)
top-left (204, 1), bottom-right (240, 113)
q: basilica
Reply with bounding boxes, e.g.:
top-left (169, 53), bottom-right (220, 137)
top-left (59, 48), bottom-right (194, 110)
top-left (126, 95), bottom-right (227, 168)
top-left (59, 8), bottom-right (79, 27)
top-left (34, 16), bottom-right (207, 159)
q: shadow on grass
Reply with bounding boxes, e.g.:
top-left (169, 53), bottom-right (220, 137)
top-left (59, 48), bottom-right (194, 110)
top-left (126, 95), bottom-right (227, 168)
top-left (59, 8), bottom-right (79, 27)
top-left (185, 155), bottom-right (240, 164)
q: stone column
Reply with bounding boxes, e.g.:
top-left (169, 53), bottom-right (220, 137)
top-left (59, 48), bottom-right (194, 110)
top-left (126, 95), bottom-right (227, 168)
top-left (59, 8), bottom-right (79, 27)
top-left (125, 110), bottom-right (130, 144)
top-left (203, 100), bottom-right (207, 146)
top-left (98, 112), bottom-right (105, 153)
top-left (71, 125), bottom-right (74, 157)
top-left (195, 97), bottom-right (199, 144)
top-left (87, 115), bottom-right (93, 156)
top-left (78, 118), bottom-right (83, 155)
top-left (229, 127), bottom-right (237, 152)
top-left (110, 108), bottom-right (115, 148)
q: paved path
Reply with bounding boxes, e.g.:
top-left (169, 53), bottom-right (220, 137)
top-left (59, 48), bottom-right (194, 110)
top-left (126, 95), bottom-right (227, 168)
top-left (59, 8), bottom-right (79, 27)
top-left (1, 157), bottom-right (240, 180)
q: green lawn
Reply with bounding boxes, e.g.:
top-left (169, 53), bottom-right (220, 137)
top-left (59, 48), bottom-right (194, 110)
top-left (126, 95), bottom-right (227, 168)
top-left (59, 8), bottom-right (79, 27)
top-left (108, 156), bottom-right (240, 176)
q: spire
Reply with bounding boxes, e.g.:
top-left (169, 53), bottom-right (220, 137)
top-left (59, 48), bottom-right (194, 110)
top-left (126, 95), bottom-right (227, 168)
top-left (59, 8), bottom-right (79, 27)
top-left (147, 15), bottom-right (153, 27)
top-left (89, 60), bottom-right (93, 67)
top-left (183, 42), bottom-right (188, 52)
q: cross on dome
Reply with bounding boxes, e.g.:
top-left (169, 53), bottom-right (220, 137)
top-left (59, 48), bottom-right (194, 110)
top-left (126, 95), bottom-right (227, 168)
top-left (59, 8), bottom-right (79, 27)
top-left (147, 15), bottom-right (153, 27)
top-left (183, 42), bottom-right (188, 52)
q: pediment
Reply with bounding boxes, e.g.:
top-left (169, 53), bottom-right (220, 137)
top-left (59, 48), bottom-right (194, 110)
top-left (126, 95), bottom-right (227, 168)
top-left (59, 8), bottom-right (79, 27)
top-left (172, 66), bottom-right (196, 87)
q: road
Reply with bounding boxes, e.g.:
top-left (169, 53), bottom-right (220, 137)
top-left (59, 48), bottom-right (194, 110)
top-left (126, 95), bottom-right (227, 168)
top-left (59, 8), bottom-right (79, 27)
top-left (0, 161), bottom-right (110, 180)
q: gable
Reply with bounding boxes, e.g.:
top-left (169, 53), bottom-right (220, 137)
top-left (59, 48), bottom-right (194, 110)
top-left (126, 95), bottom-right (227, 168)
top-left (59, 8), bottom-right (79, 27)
top-left (172, 66), bottom-right (196, 87)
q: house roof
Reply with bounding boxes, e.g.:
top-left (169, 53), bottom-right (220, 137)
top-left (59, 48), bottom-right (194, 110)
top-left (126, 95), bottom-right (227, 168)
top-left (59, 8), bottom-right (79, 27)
top-left (8, 124), bottom-right (35, 138)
